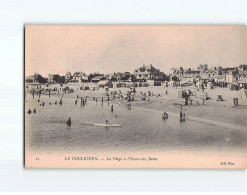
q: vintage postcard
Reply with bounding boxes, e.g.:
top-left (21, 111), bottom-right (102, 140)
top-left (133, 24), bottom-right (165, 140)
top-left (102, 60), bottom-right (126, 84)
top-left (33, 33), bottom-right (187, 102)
top-left (25, 25), bottom-right (247, 168)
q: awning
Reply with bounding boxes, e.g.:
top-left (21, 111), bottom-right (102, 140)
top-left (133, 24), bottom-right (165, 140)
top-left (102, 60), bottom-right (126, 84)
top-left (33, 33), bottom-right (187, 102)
top-left (98, 80), bottom-right (110, 85)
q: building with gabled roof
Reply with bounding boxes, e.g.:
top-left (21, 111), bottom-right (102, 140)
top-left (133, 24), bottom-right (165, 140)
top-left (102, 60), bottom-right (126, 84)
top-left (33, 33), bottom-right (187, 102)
top-left (73, 71), bottom-right (88, 83)
top-left (91, 76), bottom-right (106, 83)
top-left (132, 64), bottom-right (166, 82)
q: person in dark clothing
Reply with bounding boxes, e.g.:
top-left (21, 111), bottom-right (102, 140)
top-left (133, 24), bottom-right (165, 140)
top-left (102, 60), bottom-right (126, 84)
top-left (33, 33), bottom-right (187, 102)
top-left (33, 108), bottom-right (36, 113)
top-left (66, 118), bottom-right (71, 126)
top-left (162, 112), bottom-right (168, 120)
top-left (185, 97), bottom-right (188, 106)
top-left (28, 109), bottom-right (32, 114)
top-left (202, 83), bottom-right (204, 92)
top-left (106, 120), bottom-right (111, 125)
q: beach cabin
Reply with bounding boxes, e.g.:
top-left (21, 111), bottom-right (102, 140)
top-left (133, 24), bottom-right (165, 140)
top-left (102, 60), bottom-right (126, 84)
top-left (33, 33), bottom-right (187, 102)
top-left (229, 82), bottom-right (240, 90)
top-left (112, 82), bottom-right (122, 88)
top-left (163, 81), bottom-right (168, 87)
top-left (178, 90), bottom-right (187, 98)
top-left (239, 78), bottom-right (247, 90)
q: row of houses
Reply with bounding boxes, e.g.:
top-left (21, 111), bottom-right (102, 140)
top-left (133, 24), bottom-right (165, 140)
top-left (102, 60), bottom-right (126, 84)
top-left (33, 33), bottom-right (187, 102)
top-left (25, 63), bottom-right (247, 89)
top-left (26, 64), bottom-right (167, 84)
top-left (169, 64), bottom-right (247, 89)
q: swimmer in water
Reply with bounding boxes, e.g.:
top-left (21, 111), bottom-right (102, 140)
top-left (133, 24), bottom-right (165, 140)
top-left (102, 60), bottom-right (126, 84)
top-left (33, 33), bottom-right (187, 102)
top-left (27, 109), bottom-right (32, 114)
top-left (66, 118), bottom-right (71, 126)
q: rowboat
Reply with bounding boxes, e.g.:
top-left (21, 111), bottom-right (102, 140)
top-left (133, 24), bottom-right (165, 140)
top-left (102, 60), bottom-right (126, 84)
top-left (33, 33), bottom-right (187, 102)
top-left (94, 123), bottom-right (122, 127)
top-left (84, 123), bottom-right (122, 127)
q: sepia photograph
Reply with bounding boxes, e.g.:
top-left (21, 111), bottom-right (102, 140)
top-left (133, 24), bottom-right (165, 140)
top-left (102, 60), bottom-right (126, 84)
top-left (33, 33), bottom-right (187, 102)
top-left (24, 25), bottom-right (247, 168)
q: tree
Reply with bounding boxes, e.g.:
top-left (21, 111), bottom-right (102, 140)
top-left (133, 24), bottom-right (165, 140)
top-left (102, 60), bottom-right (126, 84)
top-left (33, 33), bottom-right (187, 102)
top-left (34, 73), bottom-right (47, 83)
top-left (57, 76), bottom-right (65, 84)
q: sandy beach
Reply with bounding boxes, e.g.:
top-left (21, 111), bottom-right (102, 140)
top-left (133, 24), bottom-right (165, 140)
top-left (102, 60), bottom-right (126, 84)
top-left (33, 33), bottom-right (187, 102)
top-left (26, 83), bottom-right (247, 127)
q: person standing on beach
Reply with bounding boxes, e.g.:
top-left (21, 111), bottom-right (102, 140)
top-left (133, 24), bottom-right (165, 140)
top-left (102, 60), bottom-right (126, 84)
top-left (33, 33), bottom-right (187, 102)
top-left (202, 83), bottom-right (204, 92)
top-left (111, 105), bottom-right (114, 112)
top-left (32, 89), bottom-right (35, 99)
top-left (185, 97), bottom-right (188, 106)
top-left (182, 113), bottom-right (186, 122)
top-left (180, 104), bottom-right (183, 118)
top-left (235, 98), bottom-right (238, 106)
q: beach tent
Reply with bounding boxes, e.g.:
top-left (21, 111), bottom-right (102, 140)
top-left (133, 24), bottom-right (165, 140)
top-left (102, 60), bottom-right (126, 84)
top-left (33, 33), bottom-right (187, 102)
top-left (238, 88), bottom-right (247, 105)
top-left (239, 88), bottom-right (247, 98)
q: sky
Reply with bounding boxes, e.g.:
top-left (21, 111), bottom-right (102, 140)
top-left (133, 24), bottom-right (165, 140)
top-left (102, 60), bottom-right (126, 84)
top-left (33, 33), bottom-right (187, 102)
top-left (25, 25), bottom-right (247, 77)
